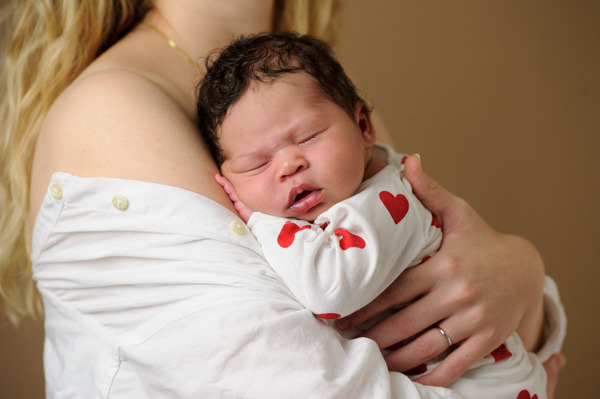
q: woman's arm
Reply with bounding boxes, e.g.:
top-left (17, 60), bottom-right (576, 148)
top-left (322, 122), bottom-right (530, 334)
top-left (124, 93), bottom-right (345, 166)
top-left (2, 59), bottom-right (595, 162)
top-left (338, 154), bottom-right (548, 387)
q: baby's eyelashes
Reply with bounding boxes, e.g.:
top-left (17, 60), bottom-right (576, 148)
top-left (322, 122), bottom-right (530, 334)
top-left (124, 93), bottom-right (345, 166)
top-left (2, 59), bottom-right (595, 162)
top-left (247, 161), bottom-right (271, 174)
top-left (228, 156), bottom-right (272, 174)
top-left (298, 129), bottom-right (325, 145)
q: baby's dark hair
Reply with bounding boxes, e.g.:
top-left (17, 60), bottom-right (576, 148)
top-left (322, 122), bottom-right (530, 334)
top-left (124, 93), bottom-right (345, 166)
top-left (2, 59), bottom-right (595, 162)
top-left (196, 31), bottom-right (366, 167)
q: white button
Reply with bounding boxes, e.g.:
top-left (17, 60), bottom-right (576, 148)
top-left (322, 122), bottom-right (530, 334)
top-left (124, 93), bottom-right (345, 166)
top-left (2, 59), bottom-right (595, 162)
top-left (229, 220), bottom-right (246, 235)
top-left (49, 183), bottom-right (63, 199)
top-left (112, 195), bottom-right (129, 211)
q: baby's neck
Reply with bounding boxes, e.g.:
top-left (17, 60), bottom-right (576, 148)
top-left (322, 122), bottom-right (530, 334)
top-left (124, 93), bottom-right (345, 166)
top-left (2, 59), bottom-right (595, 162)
top-left (363, 154), bottom-right (387, 181)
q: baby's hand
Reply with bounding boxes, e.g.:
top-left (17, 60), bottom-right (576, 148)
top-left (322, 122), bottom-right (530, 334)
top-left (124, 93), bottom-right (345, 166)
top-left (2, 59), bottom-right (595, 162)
top-left (214, 174), bottom-right (254, 223)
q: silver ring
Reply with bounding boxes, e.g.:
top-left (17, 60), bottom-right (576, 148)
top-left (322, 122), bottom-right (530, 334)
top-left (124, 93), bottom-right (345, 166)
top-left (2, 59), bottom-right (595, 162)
top-left (437, 326), bottom-right (453, 347)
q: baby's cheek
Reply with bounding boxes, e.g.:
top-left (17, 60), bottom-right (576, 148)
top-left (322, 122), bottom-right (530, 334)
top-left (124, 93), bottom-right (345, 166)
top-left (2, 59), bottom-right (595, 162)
top-left (241, 184), bottom-right (277, 213)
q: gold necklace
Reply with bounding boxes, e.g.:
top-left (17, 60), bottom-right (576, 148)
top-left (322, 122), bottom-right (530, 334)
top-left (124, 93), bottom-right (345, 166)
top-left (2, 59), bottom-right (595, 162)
top-left (144, 21), bottom-right (205, 76)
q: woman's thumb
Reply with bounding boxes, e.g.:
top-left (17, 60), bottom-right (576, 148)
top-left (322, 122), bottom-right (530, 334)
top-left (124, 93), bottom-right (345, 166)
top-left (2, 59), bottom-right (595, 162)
top-left (403, 154), bottom-right (450, 216)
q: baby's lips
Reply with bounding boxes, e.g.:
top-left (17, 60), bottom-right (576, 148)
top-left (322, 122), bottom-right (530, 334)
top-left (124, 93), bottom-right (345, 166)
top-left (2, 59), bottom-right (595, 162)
top-left (287, 183), bottom-right (318, 208)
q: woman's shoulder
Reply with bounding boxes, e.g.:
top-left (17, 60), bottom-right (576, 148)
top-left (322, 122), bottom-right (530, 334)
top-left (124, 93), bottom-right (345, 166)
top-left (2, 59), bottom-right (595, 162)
top-left (31, 66), bottom-right (232, 217)
top-left (43, 67), bottom-right (183, 137)
top-left (37, 67), bottom-right (198, 176)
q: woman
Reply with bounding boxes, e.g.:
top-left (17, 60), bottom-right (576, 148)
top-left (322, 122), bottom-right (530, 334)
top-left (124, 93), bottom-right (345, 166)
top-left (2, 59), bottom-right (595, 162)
top-left (0, 0), bottom-right (564, 397)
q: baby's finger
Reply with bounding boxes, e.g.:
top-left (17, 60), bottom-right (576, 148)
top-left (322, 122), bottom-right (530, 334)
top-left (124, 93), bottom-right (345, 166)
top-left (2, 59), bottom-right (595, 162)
top-left (214, 174), bottom-right (228, 189)
top-left (214, 174), bottom-right (240, 201)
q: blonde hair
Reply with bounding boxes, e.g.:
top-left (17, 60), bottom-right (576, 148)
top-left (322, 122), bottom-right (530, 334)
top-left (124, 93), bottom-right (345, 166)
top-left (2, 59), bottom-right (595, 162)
top-left (274, 0), bottom-right (340, 45)
top-left (0, 0), bottom-right (340, 323)
top-left (0, 0), bottom-right (151, 323)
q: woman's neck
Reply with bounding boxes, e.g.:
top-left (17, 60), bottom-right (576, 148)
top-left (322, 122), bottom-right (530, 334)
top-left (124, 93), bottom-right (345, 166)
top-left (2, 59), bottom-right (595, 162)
top-left (148, 0), bottom-right (275, 64)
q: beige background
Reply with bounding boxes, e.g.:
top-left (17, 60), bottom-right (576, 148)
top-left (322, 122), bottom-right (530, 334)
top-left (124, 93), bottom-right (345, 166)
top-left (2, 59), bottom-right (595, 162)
top-left (1, 1), bottom-right (598, 398)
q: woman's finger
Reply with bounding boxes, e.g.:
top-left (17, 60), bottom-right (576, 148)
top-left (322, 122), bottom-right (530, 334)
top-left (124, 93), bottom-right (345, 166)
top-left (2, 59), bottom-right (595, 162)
top-left (359, 281), bottom-right (453, 349)
top-left (381, 324), bottom-right (457, 374)
top-left (336, 261), bottom-right (436, 330)
top-left (414, 333), bottom-right (498, 387)
top-left (380, 298), bottom-right (484, 373)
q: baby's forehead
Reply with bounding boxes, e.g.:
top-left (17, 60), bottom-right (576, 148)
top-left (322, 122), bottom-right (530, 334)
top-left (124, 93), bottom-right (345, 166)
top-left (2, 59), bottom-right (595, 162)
top-left (218, 74), bottom-right (333, 139)
top-left (237, 73), bottom-right (324, 105)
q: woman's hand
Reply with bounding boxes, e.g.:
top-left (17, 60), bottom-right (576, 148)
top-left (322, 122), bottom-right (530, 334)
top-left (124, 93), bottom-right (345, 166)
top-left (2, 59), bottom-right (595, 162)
top-left (337, 154), bottom-right (546, 387)
top-left (215, 174), bottom-right (254, 223)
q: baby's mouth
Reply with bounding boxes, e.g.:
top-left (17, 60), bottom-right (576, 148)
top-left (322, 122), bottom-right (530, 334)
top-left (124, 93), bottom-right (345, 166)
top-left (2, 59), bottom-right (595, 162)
top-left (294, 190), bottom-right (311, 202)
top-left (288, 185), bottom-right (322, 214)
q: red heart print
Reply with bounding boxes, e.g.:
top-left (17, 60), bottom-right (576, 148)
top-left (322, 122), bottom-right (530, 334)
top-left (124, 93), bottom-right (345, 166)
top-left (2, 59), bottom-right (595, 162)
top-left (431, 216), bottom-right (441, 228)
top-left (418, 255), bottom-right (431, 265)
top-left (277, 221), bottom-right (311, 248)
top-left (316, 313), bottom-right (341, 320)
top-left (335, 229), bottom-right (366, 250)
top-left (517, 390), bottom-right (538, 399)
top-left (491, 343), bottom-right (513, 362)
top-left (405, 363), bottom-right (428, 376)
top-left (379, 191), bottom-right (409, 224)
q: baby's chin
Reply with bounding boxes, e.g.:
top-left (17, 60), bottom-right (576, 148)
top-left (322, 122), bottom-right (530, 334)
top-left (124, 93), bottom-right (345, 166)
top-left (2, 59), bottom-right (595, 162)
top-left (287, 203), bottom-right (332, 224)
top-left (295, 214), bottom-right (316, 223)
top-left (265, 210), bottom-right (315, 223)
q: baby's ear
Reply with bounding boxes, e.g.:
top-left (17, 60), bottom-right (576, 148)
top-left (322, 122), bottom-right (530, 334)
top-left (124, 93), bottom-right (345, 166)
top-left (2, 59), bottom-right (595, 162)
top-left (354, 102), bottom-right (376, 148)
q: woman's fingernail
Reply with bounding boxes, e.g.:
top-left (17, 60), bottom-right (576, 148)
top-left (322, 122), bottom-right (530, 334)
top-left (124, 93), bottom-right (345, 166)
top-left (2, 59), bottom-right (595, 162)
top-left (413, 153), bottom-right (422, 167)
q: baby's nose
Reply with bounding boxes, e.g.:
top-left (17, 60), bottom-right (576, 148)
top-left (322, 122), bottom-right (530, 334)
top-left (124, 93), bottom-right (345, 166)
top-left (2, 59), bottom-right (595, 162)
top-left (277, 153), bottom-right (308, 181)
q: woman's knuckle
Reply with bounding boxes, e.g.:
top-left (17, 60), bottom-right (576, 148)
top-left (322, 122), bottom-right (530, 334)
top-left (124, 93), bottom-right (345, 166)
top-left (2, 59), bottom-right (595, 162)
top-left (468, 304), bottom-right (488, 325)
top-left (439, 255), bottom-right (462, 277)
top-left (486, 326), bottom-right (504, 344)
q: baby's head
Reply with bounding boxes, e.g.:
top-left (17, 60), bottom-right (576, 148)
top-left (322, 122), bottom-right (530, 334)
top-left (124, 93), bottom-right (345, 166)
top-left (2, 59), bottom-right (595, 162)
top-left (197, 32), bottom-right (377, 222)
